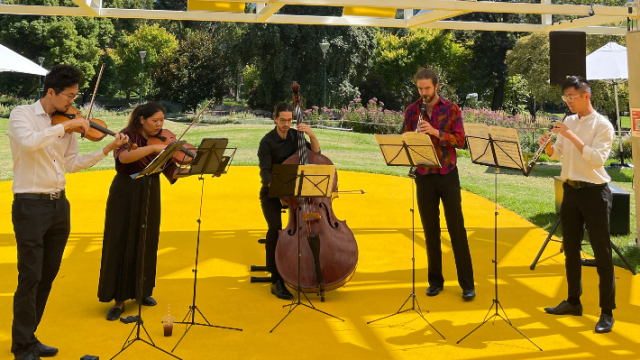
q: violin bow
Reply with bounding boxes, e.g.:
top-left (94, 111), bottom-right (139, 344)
top-left (85, 63), bottom-right (105, 125)
top-left (177, 96), bottom-right (216, 141)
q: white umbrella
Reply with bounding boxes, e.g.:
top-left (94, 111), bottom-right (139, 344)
top-left (586, 42), bottom-right (628, 165)
top-left (0, 44), bottom-right (48, 76)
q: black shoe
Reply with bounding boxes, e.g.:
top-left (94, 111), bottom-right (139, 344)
top-left (271, 280), bottom-right (294, 300)
top-left (462, 288), bottom-right (476, 301)
top-left (33, 342), bottom-right (58, 357)
top-left (141, 296), bottom-right (157, 306)
top-left (426, 286), bottom-right (443, 297)
top-left (595, 313), bottom-right (614, 333)
top-left (544, 300), bottom-right (583, 316)
top-left (106, 305), bottom-right (125, 321)
top-left (14, 348), bottom-right (40, 360)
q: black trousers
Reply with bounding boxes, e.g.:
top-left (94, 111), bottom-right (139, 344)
top-left (260, 190), bottom-right (283, 283)
top-left (415, 167), bottom-right (474, 290)
top-left (11, 197), bottom-right (71, 355)
top-left (561, 183), bottom-right (616, 310)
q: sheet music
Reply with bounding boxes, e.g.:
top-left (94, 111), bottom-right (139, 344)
top-left (488, 126), bottom-right (524, 170)
top-left (464, 123), bottom-right (495, 165)
top-left (374, 133), bottom-right (440, 167)
top-left (297, 165), bottom-right (335, 197)
top-left (402, 132), bottom-right (441, 167)
top-left (375, 134), bottom-right (411, 166)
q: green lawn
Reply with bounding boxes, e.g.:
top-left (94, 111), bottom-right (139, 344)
top-left (1, 116), bottom-right (638, 271)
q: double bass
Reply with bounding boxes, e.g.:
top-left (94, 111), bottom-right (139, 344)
top-left (275, 82), bottom-right (358, 301)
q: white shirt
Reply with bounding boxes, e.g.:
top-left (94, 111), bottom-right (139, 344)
top-left (549, 110), bottom-right (614, 184)
top-left (8, 100), bottom-right (106, 194)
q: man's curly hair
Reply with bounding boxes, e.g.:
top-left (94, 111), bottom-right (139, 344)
top-left (43, 64), bottom-right (83, 95)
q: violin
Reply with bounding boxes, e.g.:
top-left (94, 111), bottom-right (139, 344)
top-left (147, 128), bottom-right (197, 166)
top-left (51, 63), bottom-right (137, 151)
top-left (51, 107), bottom-right (138, 151)
top-left (148, 96), bottom-right (217, 166)
top-left (275, 82), bottom-right (358, 301)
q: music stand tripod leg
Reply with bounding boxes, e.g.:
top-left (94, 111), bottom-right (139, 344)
top-left (457, 167), bottom-right (541, 351)
top-left (111, 177), bottom-right (182, 360)
top-left (610, 241), bottom-right (638, 275)
top-left (366, 175), bottom-right (444, 340)
top-left (530, 216), bottom-right (561, 270)
top-left (172, 171), bottom-right (242, 354)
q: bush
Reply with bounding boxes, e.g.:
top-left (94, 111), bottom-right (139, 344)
top-left (0, 104), bottom-right (11, 118)
top-left (0, 96), bottom-right (31, 118)
top-left (610, 136), bottom-right (632, 161)
top-left (301, 97), bottom-right (403, 134)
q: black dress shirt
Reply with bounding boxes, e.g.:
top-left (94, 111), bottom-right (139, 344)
top-left (258, 127), bottom-right (312, 193)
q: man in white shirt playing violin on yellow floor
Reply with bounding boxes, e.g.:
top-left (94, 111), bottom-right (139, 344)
top-left (8, 64), bottom-right (128, 360)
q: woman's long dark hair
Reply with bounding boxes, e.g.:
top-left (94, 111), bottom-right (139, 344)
top-left (123, 102), bottom-right (166, 134)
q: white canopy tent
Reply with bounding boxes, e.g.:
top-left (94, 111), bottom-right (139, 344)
top-left (0, 44), bottom-right (48, 76)
top-left (586, 42), bottom-right (628, 165)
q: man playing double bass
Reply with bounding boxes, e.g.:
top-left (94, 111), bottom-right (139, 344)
top-left (258, 102), bottom-right (320, 300)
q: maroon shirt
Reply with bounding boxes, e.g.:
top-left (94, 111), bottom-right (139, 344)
top-left (402, 97), bottom-right (466, 175)
top-left (114, 131), bottom-right (178, 183)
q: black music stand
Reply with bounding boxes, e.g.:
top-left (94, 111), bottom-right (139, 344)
top-left (171, 138), bottom-right (242, 353)
top-left (111, 141), bottom-right (186, 360)
top-left (456, 130), bottom-right (542, 351)
top-left (367, 134), bottom-right (445, 339)
top-left (268, 164), bottom-right (345, 333)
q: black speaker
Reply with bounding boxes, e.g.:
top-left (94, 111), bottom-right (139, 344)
top-left (549, 31), bottom-right (586, 87)
top-left (609, 183), bottom-right (631, 236)
top-left (554, 177), bottom-right (630, 236)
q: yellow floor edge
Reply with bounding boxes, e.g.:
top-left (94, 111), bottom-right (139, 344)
top-left (1, 167), bottom-right (639, 360)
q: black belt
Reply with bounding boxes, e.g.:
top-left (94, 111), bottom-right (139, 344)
top-left (14, 190), bottom-right (65, 200)
top-left (565, 180), bottom-right (605, 189)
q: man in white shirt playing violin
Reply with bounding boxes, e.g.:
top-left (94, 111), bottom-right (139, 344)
top-left (539, 76), bottom-right (616, 334)
top-left (8, 64), bottom-right (128, 360)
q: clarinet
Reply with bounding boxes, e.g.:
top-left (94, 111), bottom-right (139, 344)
top-left (408, 102), bottom-right (427, 178)
top-left (524, 112), bottom-right (570, 176)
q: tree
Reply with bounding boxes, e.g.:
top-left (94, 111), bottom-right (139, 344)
top-left (237, 6), bottom-right (376, 110)
top-left (506, 33), bottom-right (561, 114)
top-left (83, 51), bottom-right (120, 102)
top-left (507, 32), bottom-right (629, 123)
top-left (113, 23), bottom-right (178, 100)
top-left (0, 1), bottom-right (110, 97)
top-left (451, 3), bottom-right (540, 111)
top-left (151, 27), bottom-right (239, 111)
top-left (103, 0), bottom-right (153, 35)
top-left (370, 29), bottom-right (470, 110)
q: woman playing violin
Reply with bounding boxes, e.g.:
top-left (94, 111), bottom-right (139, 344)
top-left (98, 101), bottom-right (181, 321)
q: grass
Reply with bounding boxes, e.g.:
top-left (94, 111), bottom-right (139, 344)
top-left (1, 116), bottom-right (638, 272)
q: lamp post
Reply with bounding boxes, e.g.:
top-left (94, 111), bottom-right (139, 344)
top-left (37, 56), bottom-right (45, 98)
top-left (139, 50), bottom-right (147, 104)
top-left (320, 40), bottom-right (330, 108)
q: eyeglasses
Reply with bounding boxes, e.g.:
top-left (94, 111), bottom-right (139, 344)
top-left (561, 94), bottom-right (584, 103)
top-left (58, 92), bottom-right (78, 102)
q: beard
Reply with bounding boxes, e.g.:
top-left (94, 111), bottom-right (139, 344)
top-left (422, 94), bottom-right (435, 104)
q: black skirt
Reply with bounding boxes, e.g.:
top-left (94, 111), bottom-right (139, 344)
top-left (98, 173), bottom-right (161, 302)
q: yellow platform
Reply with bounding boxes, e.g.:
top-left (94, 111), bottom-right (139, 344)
top-left (1, 167), bottom-right (639, 359)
